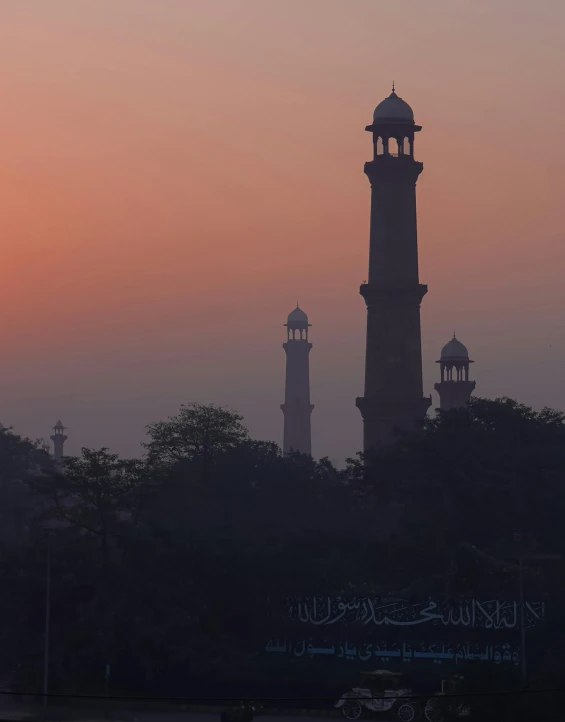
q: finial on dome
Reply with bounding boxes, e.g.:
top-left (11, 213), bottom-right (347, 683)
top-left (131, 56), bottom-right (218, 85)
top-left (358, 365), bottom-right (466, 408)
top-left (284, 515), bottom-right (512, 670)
top-left (453, 330), bottom-right (456, 339)
top-left (392, 80), bottom-right (395, 93)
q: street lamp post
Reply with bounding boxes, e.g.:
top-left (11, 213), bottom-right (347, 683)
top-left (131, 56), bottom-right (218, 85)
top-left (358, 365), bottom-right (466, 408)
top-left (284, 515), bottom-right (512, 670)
top-left (43, 537), bottom-right (51, 713)
top-left (518, 556), bottom-right (526, 682)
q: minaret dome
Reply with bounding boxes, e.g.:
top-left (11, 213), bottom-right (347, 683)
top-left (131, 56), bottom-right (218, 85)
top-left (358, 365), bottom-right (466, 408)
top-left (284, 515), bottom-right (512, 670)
top-left (286, 306), bottom-right (309, 325)
top-left (372, 90), bottom-right (415, 123)
top-left (285, 305), bottom-right (311, 341)
top-left (440, 336), bottom-right (470, 361)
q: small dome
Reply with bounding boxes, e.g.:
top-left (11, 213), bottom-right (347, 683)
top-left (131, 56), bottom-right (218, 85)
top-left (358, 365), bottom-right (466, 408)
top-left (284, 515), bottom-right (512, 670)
top-left (440, 335), bottom-right (469, 360)
top-left (287, 305), bottom-right (308, 324)
top-left (373, 90), bottom-right (414, 123)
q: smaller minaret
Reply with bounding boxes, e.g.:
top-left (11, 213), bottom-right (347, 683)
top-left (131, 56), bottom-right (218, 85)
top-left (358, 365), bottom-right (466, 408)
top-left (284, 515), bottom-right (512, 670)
top-left (434, 334), bottom-right (476, 410)
top-left (280, 306), bottom-right (314, 455)
top-left (50, 420), bottom-right (67, 465)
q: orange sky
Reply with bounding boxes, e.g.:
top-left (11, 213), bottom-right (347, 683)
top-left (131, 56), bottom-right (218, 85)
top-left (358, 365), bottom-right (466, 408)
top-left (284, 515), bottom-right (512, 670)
top-left (0, 0), bottom-right (564, 463)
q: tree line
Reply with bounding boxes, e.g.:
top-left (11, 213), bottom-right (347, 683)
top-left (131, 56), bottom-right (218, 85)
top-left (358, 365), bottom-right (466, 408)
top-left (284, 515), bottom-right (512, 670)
top-left (1, 398), bottom-right (565, 696)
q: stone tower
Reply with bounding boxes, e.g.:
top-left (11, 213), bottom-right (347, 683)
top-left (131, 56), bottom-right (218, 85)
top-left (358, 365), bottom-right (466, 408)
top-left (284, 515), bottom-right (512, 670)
top-left (356, 87), bottom-right (431, 451)
top-left (50, 420), bottom-right (67, 465)
top-left (280, 306), bottom-right (314, 455)
top-left (434, 334), bottom-right (475, 410)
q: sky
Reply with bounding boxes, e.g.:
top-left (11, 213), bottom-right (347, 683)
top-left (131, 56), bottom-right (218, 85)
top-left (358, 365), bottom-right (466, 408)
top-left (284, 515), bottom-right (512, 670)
top-left (0, 0), bottom-right (564, 465)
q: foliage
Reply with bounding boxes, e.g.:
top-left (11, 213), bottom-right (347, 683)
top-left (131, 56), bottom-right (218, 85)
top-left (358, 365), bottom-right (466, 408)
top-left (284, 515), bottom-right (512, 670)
top-left (0, 424), bottom-right (53, 485)
top-left (31, 448), bottom-right (148, 559)
top-left (144, 402), bottom-right (249, 480)
top-left (1, 397), bottom-right (565, 696)
top-left (358, 397), bottom-right (565, 595)
top-left (0, 426), bottom-right (53, 546)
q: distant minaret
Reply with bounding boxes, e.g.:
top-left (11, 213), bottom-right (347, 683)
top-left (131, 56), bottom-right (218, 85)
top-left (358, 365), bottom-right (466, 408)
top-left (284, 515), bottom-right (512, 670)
top-left (50, 420), bottom-right (67, 465)
top-left (434, 334), bottom-right (476, 410)
top-left (280, 306), bottom-right (314, 455)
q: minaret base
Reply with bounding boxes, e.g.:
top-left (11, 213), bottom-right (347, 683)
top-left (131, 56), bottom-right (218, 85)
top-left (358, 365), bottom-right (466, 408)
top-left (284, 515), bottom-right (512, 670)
top-left (280, 402), bottom-right (314, 455)
top-left (356, 395), bottom-right (432, 451)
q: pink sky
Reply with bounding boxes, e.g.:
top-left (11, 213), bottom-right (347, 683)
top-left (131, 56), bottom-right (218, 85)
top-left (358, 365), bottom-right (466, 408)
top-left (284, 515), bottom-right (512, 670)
top-left (0, 0), bottom-right (564, 463)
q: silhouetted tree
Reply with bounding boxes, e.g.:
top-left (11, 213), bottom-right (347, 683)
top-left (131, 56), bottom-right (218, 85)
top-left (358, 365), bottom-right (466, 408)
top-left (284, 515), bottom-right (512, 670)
top-left (355, 397), bottom-right (565, 594)
top-left (0, 426), bottom-right (53, 546)
top-left (144, 402), bottom-right (249, 481)
top-left (33, 448), bottom-right (147, 559)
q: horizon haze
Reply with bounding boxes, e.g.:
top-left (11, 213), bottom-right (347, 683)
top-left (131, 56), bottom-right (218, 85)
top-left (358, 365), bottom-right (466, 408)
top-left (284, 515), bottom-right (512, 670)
top-left (1, 0), bottom-right (564, 464)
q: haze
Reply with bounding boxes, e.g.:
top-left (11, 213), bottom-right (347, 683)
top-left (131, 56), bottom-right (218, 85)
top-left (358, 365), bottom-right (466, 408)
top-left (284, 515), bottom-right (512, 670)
top-left (1, 0), bottom-right (564, 464)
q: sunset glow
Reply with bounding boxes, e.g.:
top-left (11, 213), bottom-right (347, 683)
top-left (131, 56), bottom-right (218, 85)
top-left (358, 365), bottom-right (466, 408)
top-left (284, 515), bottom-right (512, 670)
top-left (1, 0), bottom-right (564, 462)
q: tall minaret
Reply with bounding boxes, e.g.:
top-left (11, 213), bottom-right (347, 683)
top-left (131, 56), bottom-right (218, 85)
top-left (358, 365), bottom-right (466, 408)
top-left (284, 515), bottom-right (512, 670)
top-left (434, 334), bottom-right (476, 410)
top-left (50, 420), bottom-right (67, 465)
top-left (356, 87), bottom-right (431, 451)
top-left (280, 306), bottom-right (314, 455)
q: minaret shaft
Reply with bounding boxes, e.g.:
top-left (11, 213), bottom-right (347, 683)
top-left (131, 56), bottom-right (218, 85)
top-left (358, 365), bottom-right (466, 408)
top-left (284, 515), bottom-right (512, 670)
top-left (283, 342), bottom-right (312, 404)
top-left (435, 379), bottom-right (476, 410)
top-left (368, 166), bottom-right (420, 286)
top-left (281, 341), bottom-right (313, 454)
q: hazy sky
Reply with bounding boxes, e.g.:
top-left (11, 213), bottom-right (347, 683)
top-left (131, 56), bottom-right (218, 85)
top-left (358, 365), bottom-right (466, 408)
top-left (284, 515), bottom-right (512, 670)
top-left (1, 0), bottom-right (564, 464)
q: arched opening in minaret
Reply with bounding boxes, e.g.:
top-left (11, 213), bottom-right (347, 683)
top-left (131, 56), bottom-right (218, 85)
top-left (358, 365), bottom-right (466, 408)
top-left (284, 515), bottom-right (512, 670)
top-left (403, 137), bottom-right (411, 156)
top-left (376, 137), bottom-right (384, 156)
top-left (387, 137), bottom-right (399, 156)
